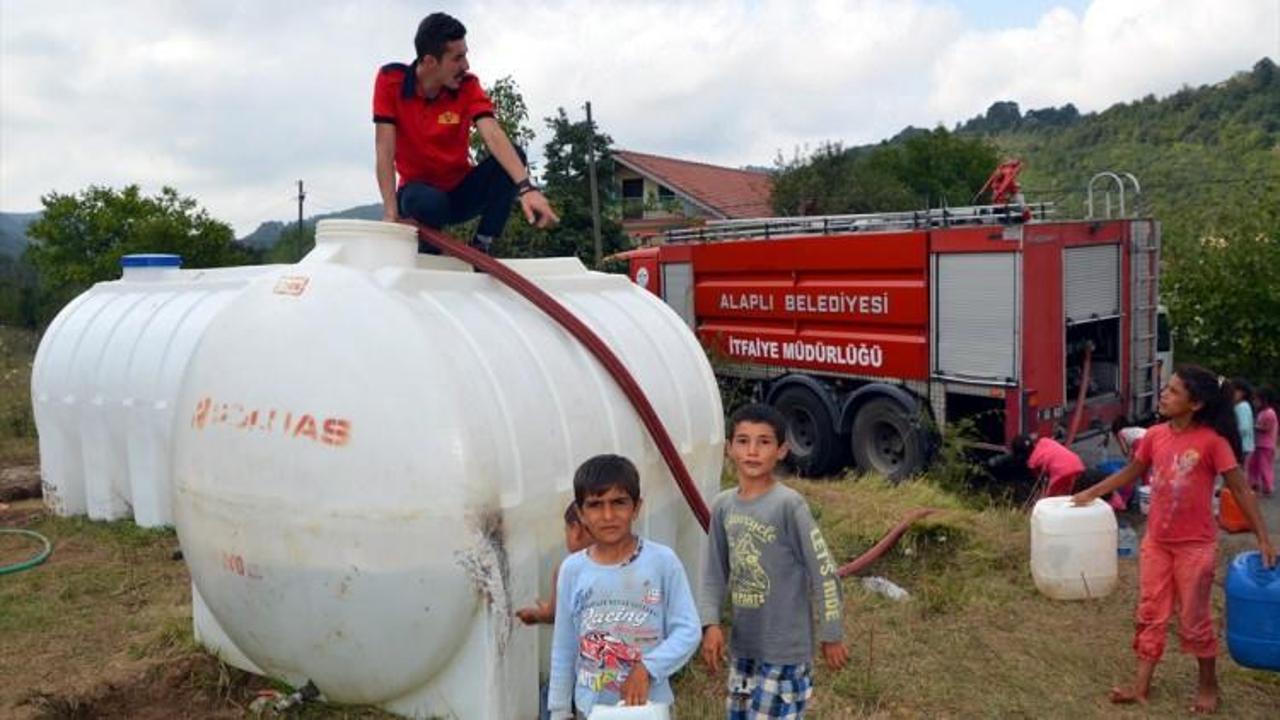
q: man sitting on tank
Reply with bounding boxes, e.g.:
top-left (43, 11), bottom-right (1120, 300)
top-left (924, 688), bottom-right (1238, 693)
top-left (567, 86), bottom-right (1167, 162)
top-left (373, 12), bottom-right (558, 254)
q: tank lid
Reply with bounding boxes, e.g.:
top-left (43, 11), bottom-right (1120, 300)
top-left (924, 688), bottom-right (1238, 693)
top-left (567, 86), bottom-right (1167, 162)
top-left (121, 253), bottom-right (183, 268)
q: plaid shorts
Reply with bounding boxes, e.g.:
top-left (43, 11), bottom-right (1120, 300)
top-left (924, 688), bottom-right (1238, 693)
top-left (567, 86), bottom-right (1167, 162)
top-left (726, 657), bottom-right (813, 719)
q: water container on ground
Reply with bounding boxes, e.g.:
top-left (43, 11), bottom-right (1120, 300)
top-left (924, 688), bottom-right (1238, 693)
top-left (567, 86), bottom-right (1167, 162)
top-left (31, 255), bottom-right (275, 526)
top-left (1117, 522), bottom-right (1137, 558)
top-left (1096, 459), bottom-right (1125, 476)
top-left (589, 702), bottom-right (671, 720)
top-left (171, 220), bottom-right (722, 719)
top-left (1030, 497), bottom-right (1118, 599)
top-left (1225, 551), bottom-right (1280, 671)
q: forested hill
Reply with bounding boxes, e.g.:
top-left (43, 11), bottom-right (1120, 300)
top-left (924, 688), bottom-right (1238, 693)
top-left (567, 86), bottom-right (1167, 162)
top-left (965, 57), bottom-right (1279, 229)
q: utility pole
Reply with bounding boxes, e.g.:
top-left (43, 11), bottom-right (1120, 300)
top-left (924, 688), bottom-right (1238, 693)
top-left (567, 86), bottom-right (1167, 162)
top-left (584, 101), bottom-right (603, 266)
top-left (295, 180), bottom-right (306, 261)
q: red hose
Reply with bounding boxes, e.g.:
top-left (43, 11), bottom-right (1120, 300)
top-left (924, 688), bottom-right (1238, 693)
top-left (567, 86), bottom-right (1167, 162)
top-left (1064, 342), bottom-right (1094, 445)
top-left (835, 508), bottom-right (937, 578)
top-left (416, 228), bottom-right (711, 530)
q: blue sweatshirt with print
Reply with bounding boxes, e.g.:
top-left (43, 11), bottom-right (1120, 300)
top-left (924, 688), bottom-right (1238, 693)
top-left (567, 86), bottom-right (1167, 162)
top-left (547, 537), bottom-right (700, 717)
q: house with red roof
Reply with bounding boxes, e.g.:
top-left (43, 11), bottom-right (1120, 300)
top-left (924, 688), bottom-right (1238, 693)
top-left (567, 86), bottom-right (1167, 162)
top-left (612, 150), bottom-right (773, 244)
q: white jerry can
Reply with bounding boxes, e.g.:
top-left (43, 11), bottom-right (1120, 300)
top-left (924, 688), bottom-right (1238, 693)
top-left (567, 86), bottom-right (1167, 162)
top-left (171, 220), bottom-right (723, 719)
top-left (1030, 497), bottom-right (1119, 600)
top-left (31, 255), bottom-right (275, 526)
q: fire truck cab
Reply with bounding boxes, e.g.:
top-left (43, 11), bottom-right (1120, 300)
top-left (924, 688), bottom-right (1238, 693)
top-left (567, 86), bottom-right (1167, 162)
top-left (622, 204), bottom-right (1161, 480)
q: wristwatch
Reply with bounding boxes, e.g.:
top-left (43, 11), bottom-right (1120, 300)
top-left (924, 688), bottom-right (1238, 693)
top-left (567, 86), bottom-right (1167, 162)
top-left (517, 178), bottom-right (538, 196)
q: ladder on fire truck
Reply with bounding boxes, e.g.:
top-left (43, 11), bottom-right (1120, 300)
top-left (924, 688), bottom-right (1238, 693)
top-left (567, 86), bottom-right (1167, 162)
top-left (1087, 170), bottom-right (1160, 418)
top-left (663, 202), bottom-right (1056, 243)
top-left (1129, 221), bottom-right (1161, 418)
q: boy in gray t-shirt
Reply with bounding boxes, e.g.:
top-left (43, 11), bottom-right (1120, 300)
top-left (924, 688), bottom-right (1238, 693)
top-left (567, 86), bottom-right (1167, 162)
top-left (699, 403), bottom-right (847, 718)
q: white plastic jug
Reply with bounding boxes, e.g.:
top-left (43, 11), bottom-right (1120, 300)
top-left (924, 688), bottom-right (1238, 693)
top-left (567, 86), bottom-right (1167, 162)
top-left (1030, 497), bottom-right (1118, 600)
top-left (588, 702), bottom-right (671, 720)
top-left (171, 220), bottom-right (722, 720)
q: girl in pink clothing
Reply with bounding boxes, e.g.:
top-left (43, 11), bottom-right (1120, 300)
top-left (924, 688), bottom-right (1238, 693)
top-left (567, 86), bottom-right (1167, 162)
top-left (1011, 434), bottom-right (1085, 498)
top-left (1247, 386), bottom-right (1276, 495)
top-left (1074, 365), bottom-right (1275, 714)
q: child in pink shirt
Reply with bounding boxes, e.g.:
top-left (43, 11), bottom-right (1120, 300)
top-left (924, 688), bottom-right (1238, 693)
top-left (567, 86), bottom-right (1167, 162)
top-left (1012, 434), bottom-right (1085, 498)
top-left (1247, 386), bottom-right (1276, 495)
top-left (1074, 365), bottom-right (1275, 713)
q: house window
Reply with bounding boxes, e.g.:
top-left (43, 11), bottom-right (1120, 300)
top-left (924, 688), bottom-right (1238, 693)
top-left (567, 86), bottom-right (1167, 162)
top-left (621, 178), bottom-right (645, 219)
top-left (657, 185), bottom-right (676, 200)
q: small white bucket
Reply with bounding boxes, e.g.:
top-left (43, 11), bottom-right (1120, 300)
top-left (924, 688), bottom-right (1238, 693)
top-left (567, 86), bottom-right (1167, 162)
top-left (588, 702), bottom-right (671, 720)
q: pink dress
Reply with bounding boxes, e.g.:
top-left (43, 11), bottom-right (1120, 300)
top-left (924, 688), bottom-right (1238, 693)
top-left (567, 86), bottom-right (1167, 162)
top-left (1247, 407), bottom-right (1276, 494)
top-left (1131, 423), bottom-right (1237, 661)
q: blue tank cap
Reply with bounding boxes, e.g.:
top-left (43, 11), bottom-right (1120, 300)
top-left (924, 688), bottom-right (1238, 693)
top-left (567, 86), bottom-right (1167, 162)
top-left (120, 254), bottom-right (183, 268)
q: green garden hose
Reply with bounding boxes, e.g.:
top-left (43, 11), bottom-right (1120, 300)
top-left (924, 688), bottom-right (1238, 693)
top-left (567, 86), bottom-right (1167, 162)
top-left (0, 528), bottom-right (52, 575)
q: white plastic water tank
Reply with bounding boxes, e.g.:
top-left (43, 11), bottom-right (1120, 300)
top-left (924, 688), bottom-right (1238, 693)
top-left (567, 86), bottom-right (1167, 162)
top-left (31, 254), bottom-right (274, 526)
top-left (171, 220), bottom-right (723, 719)
top-left (1030, 497), bottom-right (1118, 600)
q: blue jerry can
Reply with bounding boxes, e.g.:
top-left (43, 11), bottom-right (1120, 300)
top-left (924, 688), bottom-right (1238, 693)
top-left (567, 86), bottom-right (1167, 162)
top-left (1225, 551), bottom-right (1280, 671)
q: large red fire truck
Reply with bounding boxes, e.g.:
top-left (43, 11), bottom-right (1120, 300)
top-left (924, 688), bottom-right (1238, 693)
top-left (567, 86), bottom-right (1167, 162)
top-left (620, 203), bottom-right (1164, 479)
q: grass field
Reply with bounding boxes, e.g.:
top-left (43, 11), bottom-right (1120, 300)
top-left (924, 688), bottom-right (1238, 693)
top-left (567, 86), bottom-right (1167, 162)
top-left (2, 323), bottom-right (1278, 718)
top-left (0, 325), bottom-right (39, 468)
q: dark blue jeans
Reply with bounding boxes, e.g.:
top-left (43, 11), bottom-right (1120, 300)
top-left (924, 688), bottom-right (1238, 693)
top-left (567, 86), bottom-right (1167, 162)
top-left (397, 149), bottom-right (524, 254)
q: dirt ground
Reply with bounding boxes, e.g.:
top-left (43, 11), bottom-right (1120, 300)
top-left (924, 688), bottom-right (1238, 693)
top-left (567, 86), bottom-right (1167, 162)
top-left (0, 500), bottom-right (392, 720)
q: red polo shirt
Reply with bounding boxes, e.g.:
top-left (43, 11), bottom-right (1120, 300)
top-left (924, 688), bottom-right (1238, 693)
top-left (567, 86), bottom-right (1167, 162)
top-left (373, 62), bottom-right (495, 191)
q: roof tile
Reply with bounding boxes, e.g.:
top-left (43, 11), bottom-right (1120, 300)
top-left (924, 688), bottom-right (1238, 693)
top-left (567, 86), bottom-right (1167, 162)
top-left (613, 150), bottom-right (773, 219)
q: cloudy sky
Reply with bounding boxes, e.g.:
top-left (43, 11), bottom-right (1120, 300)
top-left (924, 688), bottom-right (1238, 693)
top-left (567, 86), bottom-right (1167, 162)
top-left (2, 0), bottom-right (1277, 235)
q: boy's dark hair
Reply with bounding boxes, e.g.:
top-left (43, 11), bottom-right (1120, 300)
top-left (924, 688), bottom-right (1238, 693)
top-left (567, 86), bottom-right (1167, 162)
top-left (415, 13), bottom-right (466, 60)
top-left (563, 500), bottom-right (581, 526)
top-left (1175, 364), bottom-right (1244, 461)
top-left (1109, 416), bottom-right (1130, 436)
top-left (1010, 433), bottom-right (1035, 460)
top-left (1258, 385), bottom-right (1277, 410)
top-left (573, 454), bottom-right (641, 506)
top-left (727, 403), bottom-right (788, 444)
top-left (1230, 377), bottom-right (1254, 403)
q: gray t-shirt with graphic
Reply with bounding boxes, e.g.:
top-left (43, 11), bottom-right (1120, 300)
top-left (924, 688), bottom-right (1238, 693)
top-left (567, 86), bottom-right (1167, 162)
top-left (698, 483), bottom-right (844, 665)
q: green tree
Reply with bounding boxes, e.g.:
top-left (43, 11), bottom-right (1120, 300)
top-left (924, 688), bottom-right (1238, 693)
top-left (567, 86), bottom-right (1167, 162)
top-left (770, 129), bottom-right (997, 215)
top-left (888, 129), bottom-right (1001, 206)
top-left (471, 75), bottom-right (538, 160)
top-left (493, 108), bottom-right (629, 263)
top-left (24, 185), bottom-right (253, 324)
top-left (1161, 174), bottom-right (1280, 385)
top-left (0, 254), bottom-right (38, 327)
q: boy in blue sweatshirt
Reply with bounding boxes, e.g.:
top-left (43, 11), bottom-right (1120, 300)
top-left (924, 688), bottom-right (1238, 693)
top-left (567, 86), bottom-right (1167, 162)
top-left (548, 454), bottom-right (701, 719)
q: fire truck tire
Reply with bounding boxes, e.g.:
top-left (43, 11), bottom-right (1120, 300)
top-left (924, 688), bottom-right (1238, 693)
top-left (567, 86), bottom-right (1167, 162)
top-left (772, 386), bottom-right (841, 477)
top-left (851, 397), bottom-right (924, 482)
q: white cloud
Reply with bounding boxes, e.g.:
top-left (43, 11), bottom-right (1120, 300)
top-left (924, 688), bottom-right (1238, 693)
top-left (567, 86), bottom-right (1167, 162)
top-left (930, 0), bottom-right (1280, 120)
top-left (1, 0), bottom-right (1276, 235)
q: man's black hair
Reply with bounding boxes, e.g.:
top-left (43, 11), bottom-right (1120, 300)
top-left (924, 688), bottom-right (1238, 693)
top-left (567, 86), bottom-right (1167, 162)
top-left (727, 403), bottom-right (788, 444)
top-left (415, 13), bottom-right (466, 60)
top-left (573, 454), bottom-right (641, 506)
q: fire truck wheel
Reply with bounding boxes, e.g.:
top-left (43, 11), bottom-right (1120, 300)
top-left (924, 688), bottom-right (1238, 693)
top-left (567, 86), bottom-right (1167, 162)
top-left (772, 386), bottom-right (841, 477)
top-left (851, 397), bottom-right (923, 482)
